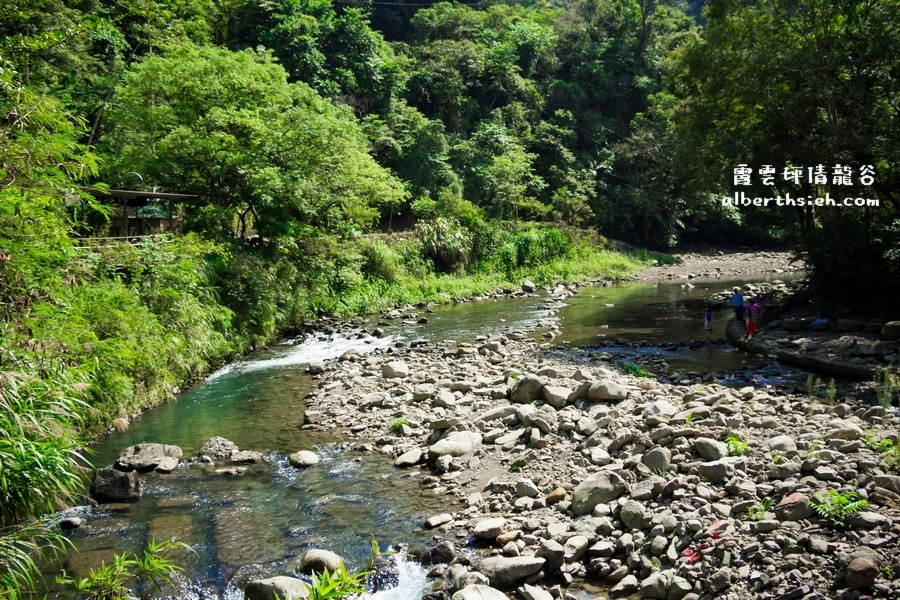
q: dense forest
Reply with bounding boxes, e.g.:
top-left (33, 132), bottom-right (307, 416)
top-left (0, 1), bottom-right (897, 596)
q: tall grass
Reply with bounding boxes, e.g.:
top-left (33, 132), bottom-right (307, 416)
top-left (0, 372), bottom-right (86, 598)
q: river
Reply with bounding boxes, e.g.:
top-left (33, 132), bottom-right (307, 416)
top-left (49, 274), bottom-right (803, 599)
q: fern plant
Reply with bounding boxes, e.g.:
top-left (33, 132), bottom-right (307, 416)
top-left (306, 563), bottom-right (366, 600)
top-left (57, 538), bottom-right (189, 600)
top-left (809, 490), bottom-right (868, 529)
top-left (725, 434), bottom-right (748, 456)
top-left (746, 498), bottom-right (775, 521)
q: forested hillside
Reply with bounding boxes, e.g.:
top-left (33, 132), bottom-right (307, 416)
top-left (0, 1), bottom-right (897, 594)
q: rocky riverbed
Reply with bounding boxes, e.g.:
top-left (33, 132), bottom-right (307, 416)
top-left (293, 286), bottom-right (900, 600)
top-left (634, 250), bottom-right (802, 283)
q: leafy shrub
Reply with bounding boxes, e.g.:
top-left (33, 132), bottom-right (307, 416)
top-left (864, 430), bottom-right (895, 454)
top-left (810, 489), bottom-right (868, 529)
top-left (57, 538), bottom-right (188, 600)
top-left (390, 418), bottom-right (409, 432)
top-left (396, 238), bottom-right (431, 279)
top-left (416, 217), bottom-right (472, 273)
top-left (306, 563), bottom-right (366, 600)
top-left (622, 362), bottom-right (652, 378)
top-left (725, 434), bottom-right (748, 456)
top-left (360, 241), bottom-right (402, 283)
top-left (885, 445), bottom-right (900, 474)
top-left (875, 367), bottom-right (898, 409)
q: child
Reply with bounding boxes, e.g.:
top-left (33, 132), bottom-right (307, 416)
top-left (745, 298), bottom-right (761, 339)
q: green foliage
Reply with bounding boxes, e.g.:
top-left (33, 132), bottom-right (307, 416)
top-left (746, 498), bottom-right (775, 522)
top-left (390, 418), bottom-right (409, 433)
top-left (305, 562), bottom-right (366, 600)
top-left (805, 439), bottom-right (824, 461)
top-left (359, 241), bottom-right (403, 284)
top-left (622, 362), bottom-right (652, 378)
top-left (826, 379), bottom-right (837, 404)
top-left (103, 42), bottom-right (406, 241)
top-left (0, 372), bottom-right (86, 527)
top-left (886, 446), bottom-right (900, 475)
top-left (0, 518), bottom-right (71, 598)
top-left (416, 217), bottom-right (472, 273)
top-left (809, 490), bottom-right (868, 529)
top-left (725, 434), bottom-right (748, 456)
top-left (629, 250), bottom-right (679, 266)
top-left (875, 368), bottom-right (898, 410)
top-left (57, 538), bottom-right (189, 600)
top-left (670, 0), bottom-right (899, 305)
top-left (771, 452), bottom-right (785, 465)
top-left (864, 430), bottom-right (895, 454)
top-left (683, 412), bottom-right (695, 426)
top-left (806, 375), bottom-right (823, 401)
top-left (0, 324), bottom-right (85, 600)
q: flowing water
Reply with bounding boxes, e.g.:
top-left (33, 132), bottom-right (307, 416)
top-left (53, 275), bottom-right (805, 598)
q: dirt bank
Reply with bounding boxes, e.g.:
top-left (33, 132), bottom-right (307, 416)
top-left (635, 250), bottom-right (803, 283)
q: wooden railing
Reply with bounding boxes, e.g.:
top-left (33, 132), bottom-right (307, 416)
top-left (72, 234), bottom-right (175, 250)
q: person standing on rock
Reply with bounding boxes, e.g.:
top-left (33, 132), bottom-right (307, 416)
top-left (745, 297), bottom-right (762, 339)
top-left (731, 287), bottom-right (745, 324)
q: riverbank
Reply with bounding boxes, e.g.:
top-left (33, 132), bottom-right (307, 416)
top-left (634, 249), bottom-right (802, 283)
top-left (291, 295), bottom-right (900, 600)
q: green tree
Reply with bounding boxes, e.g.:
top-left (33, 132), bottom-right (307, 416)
top-left (102, 43), bottom-right (406, 240)
top-left (670, 0), bottom-right (899, 305)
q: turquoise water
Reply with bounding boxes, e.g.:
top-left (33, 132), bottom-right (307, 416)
top-left (54, 276), bottom-right (800, 598)
top-left (55, 338), bottom-right (445, 598)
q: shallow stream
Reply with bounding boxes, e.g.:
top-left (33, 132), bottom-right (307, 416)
top-left (53, 274), bottom-right (804, 598)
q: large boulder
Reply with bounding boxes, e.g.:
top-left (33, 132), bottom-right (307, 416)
top-left (428, 431), bottom-right (482, 459)
top-left (91, 468), bottom-right (142, 502)
top-left (473, 517), bottom-right (506, 540)
top-left (692, 438), bottom-right (729, 461)
top-left (767, 435), bottom-right (797, 452)
top-left (451, 585), bottom-right (510, 600)
top-left (382, 361), bottom-right (410, 379)
top-left (542, 386), bottom-right (572, 409)
top-left (874, 474), bottom-right (900, 495)
top-left (775, 492), bottom-right (814, 521)
top-left (642, 447), bottom-right (671, 473)
top-left (394, 448), bottom-right (423, 468)
top-left (644, 400), bottom-right (678, 425)
top-left (619, 500), bottom-right (650, 530)
top-left (880, 321), bottom-right (900, 340)
top-left (115, 443), bottom-right (182, 472)
top-left (478, 556), bottom-right (545, 588)
top-left (421, 540), bottom-right (457, 565)
top-left (535, 539), bottom-right (564, 573)
top-left (199, 436), bottom-right (239, 460)
top-left (289, 451), bottom-right (320, 468)
top-left (245, 576), bottom-right (310, 600)
top-left (697, 458), bottom-right (735, 483)
top-left (639, 570), bottom-right (692, 600)
top-left (297, 549), bottom-right (344, 575)
top-left (847, 557), bottom-right (879, 590)
top-left (571, 471), bottom-right (629, 515)
top-left (587, 380), bottom-right (627, 402)
top-left (509, 376), bottom-right (545, 404)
